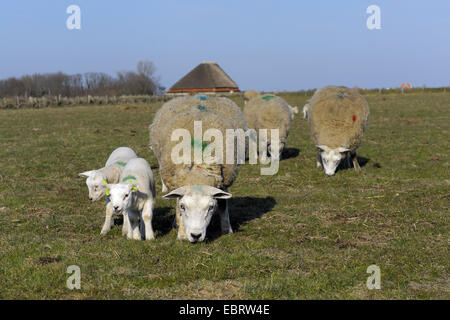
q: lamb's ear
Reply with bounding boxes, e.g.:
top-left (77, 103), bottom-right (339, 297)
top-left (162, 187), bottom-right (187, 199)
top-left (79, 170), bottom-right (94, 178)
top-left (338, 147), bottom-right (350, 153)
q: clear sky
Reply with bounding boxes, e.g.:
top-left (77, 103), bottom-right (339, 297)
top-left (0, 0), bottom-right (449, 91)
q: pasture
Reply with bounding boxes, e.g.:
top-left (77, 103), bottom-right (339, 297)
top-left (0, 91), bottom-right (448, 299)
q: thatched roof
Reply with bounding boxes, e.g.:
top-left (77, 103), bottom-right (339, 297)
top-left (167, 62), bottom-right (239, 93)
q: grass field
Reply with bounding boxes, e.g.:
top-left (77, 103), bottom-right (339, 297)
top-left (0, 92), bottom-right (448, 299)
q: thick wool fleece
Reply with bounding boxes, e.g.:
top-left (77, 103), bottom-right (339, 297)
top-left (307, 86), bottom-right (369, 150)
top-left (243, 90), bottom-right (260, 101)
top-left (149, 95), bottom-right (247, 161)
top-left (244, 94), bottom-right (293, 142)
top-left (158, 109), bottom-right (238, 191)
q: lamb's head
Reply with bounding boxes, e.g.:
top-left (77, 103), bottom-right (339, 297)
top-left (163, 186), bottom-right (232, 243)
top-left (106, 183), bottom-right (137, 214)
top-left (288, 105), bottom-right (299, 120)
top-left (317, 145), bottom-right (349, 176)
top-left (79, 170), bottom-right (107, 202)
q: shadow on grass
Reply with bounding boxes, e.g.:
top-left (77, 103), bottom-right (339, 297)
top-left (336, 155), bottom-right (370, 173)
top-left (206, 196), bottom-right (276, 242)
top-left (281, 147), bottom-right (300, 160)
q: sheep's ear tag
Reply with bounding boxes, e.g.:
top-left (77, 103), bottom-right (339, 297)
top-left (130, 180), bottom-right (138, 192)
top-left (102, 179), bottom-right (107, 185)
top-left (105, 188), bottom-right (110, 196)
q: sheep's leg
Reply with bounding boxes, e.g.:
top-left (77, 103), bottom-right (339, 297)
top-left (142, 200), bottom-right (155, 240)
top-left (218, 199), bottom-right (233, 235)
top-left (346, 152), bottom-right (352, 169)
top-left (161, 177), bottom-right (168, 193)
top-left (176, 199), bottom-right (187, 240)
top-left (122, 211), bottom-right (129, 236)
top-left (100, 202), bottom-right (114, 235)
top-left (127, 210), bottom-right (140, 240)
top-left (316, 152), bottom-right (322, 168)
top-left (351, 151), bottom-right (361, 172)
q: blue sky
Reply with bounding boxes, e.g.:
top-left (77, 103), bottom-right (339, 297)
top-left (0, 0), bottom-right (449, 91)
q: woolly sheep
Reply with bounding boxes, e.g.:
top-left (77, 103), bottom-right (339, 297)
top-left (244, 94), bottom-right (296, 159)
top-left (79, 147), bottom-right (138, 235)
top-left (105, 158), bottom-right (156, 240)
top-left (243, 90), bottom-right (260, 104)
top-left (153, 108), bottom-right (239, 243)
top-left (149, 95), bottom-right (248, 192)
top-left (306, 86), bottom-right (370, 176)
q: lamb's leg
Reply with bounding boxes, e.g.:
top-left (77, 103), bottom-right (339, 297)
top-left (122, 211), bottom-right (129, 236)
top-left (317, 152), bottom-right (322, 168)
top-left (161, 177), bottom-right (168, 193)
top-left (176, 199), bottom-right (187, 240)
top-left (100, 201), bottom-right (114, 235)
top-left (351, 151), bottom-right (361, 171)
top-left (218, 199), bottom-right (233, 235)
top-left (142, 200), bottom-right (155, 240)
top-left (127, 210), bottom-right (140, 240)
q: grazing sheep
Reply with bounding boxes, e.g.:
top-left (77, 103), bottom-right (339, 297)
top-left (243, 90), bottom-right (260, 104)
top-left (244, 94), bottom-right (296, 159)
top-left (306, 86), bottom-right (370, 176)
top-left (105, 158), bottom-right (156, 240)
top-left (149, 95), bottom-right (248, 192)
top-left (79, 147), bottom-right (138, 235)
top-left (153, 108), bottom-right (238, 243)
top-left (302, 103), bottom-right (310, 119)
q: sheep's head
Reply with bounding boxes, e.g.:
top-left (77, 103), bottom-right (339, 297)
top-left (105, 183), bottom-right (137, 214)
top-left (317, 145), bottom-right (349, 176)
top-left (163, 186), bottom-right (231, 243)
top-left (79, 170), bottom-right (107, 202)
top-left (289, 105), bottom-right (299, 120)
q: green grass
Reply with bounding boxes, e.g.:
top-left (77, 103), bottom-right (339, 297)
top-left (0, 92), bottom-right (448, 299)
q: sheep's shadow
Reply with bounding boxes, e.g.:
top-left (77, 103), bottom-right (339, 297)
top-left (281, 147), bottom-right (300, 160)
top-left (113, 206), bottom-right (174, 238)
top-left (336, 155), bottom-right (370, 173)
top-left (206, 196), bottom-right (276, 242)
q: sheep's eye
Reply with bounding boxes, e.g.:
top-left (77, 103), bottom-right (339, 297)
top-left (180, 204), bottom-right (185, 211)
top-left (208, 205), bottom-right (214, 211)
top-left (124, 194), bottom-right (128, 200)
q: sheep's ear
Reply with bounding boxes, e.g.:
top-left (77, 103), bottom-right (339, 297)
top-left (162, 187), bottom-right (186, 199)
top-left (203, 186), bottom-right (232, 199)
top-left (79, 170), bottom-right (94, 178)
top-left (338, 147), bottom-right (350, 153)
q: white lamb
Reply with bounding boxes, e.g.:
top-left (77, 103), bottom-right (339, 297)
top-left (105, 158), bottom-right (156, 240)
top-left (79, 146), bottom-right (137, 235)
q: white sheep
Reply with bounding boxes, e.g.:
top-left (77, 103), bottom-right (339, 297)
top-left (307, 86), bottom-right (370, 176)
top-left (79, 146), bottom-right (137, 235)
top-left (105, 158), bottom-right (156, 240)
top-left (152, 107), bottom-right (239, 243)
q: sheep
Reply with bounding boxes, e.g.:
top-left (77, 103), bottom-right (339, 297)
top-left (302, 103), bottom-right (310, 119)
top-left (243, 90), bottom-right (260, 104)
top-left (152, 107), bottom-right (239, 243)
top-left (149, 95), bottom-right (248, 192)
top-left (104, 158), bottom-right (156, 240)
top-left (244, 94), bottom-right (296, 159)
top-left (306, 86), bottom-right (370, 176)
top-left (79, 147), bottom-right (138, 235)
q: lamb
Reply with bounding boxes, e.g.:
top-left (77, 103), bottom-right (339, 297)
top-left (244, 94), bottom-right (296, 159)
top-left (149, 95), bottom-right (248, 192)
top-left (306, 86), bottom-right (370, 176)
top-left (79, 147), bottom-right (138, 235)
top-left (152, 107), bottom-right (239, 243)
top-left (104, 158), bottom-right (156, 240)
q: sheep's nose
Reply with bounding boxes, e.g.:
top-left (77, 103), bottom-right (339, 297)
top-left (190, 233), bottom-right (202, 241)
top-left (113, 206), bottom-right (119, 211)
top-left (89, 197), bottom-right (93, 201)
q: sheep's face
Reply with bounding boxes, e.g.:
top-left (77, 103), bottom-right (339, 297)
top-left (317, 145), bottom-right (349, 176)
top-left (107, 183), bottom-right (134, 214)
top-left (268, 140), bottom-right (284, 160)
top-left (163, 186), bottom-right (232, 243)
top-left (79, 170), bottom-right (106, 202)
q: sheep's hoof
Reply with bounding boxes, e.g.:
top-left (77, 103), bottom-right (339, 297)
top-left (316, 162), bottom-right (322, 168)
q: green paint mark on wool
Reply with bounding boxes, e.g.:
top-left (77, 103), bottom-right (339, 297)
top-left (191, 138), bottom-right (209, 151)
top-left (116, 161), bottom-right (127, 167)
top-left (122, 175), bottom-right (137, 182)
top-left (196, 105), bottom-right (208, 111)
top-left (262, 95), bottom-right (275, 101)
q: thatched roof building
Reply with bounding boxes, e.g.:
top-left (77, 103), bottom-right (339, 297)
top-left (167, 62), bottom-right (239, 94)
